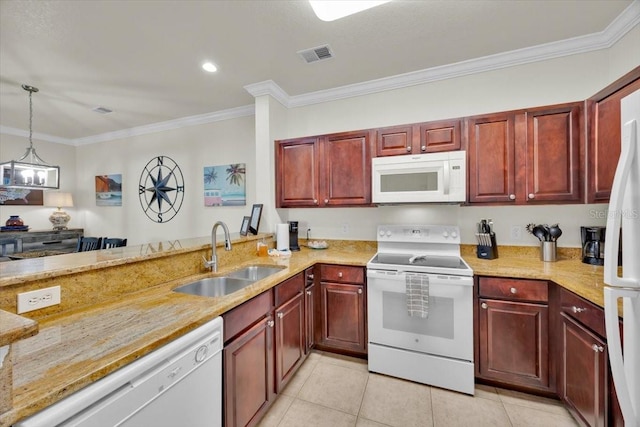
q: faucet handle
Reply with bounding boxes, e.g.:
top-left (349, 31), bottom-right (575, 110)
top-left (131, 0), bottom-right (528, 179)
top-left (202, 255), bottom-right (214, 268)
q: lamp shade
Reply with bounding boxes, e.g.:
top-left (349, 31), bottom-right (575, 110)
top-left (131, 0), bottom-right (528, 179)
top-left (44, 192), bottom-right (73, 208)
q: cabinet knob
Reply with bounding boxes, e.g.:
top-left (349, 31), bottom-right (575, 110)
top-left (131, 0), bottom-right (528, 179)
top-left (277, 312), bottom-right (284, 319)
top-left (572, 306), bottom-right (587, 313)
top-left (324, 199), bottom-right (329, 204)
top-left (509, 194), bottom-right (516, 200)
top-left (421, 146), bottom-right (426, 151)
top-left (510, 287), bottom-right (517, 294)
top-left (481, 302), bottom-right (488, 309)
top-left (307, 274), bottom-right (314, 280)
top-left (358, 288), bottom-right (363, 294)
top-left (338, 272), bottom-right (343, 278)
top-left (592, 344), bottom-right (604, 353)
top-left (306, 290), bottom-right (312, 296)
top-left (406, 146), bottom-right (411, 152)
top-left (267, 320), bottom-right (274, 328)
top-left (528, 193), bottom-right (535, 199)
top-left (313, 199), bottom-right (318, 204)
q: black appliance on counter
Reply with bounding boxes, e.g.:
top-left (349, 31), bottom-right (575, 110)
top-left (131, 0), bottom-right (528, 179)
top-left (289, 221), bottom-right (300, 251)
top-left (581, 226), bottom-right (606, 265)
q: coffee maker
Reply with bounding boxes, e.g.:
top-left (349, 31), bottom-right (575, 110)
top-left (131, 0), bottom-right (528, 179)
top-left (289, 221), bottom-right (300, 251)
top-left (581, 226), bottom-right (605, 265)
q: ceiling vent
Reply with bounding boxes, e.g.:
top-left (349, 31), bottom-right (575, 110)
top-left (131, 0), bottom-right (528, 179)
top-left (92, 106), bottom-right (113, 114)
top-left (297, 44), bottom-right (334, 64)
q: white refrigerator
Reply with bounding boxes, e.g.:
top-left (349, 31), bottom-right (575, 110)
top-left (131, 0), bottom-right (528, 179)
top-left (604, 88), bottom-right (640, 427)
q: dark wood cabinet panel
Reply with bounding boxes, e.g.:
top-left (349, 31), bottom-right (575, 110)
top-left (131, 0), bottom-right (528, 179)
top-left (319, 282), bottom-right (367, 355)
top-left (275, 137), bottom-right (321, 208)
top-left (376, 119), bottom-right (462, 156)
top-left (419, 119), bottom-right (462, 153)
top-left (587, 69), bottom-right (640, 203)
top-left (275, 293), bottom-right (305, 392)
top-left (478, 298), bottom-right (551, 391)
top-left (467, 112), bottom-right (517, 203)
top-left (322, 130), bottom-right (372, 206)
top-left (305, 267), bottom-right (316, 354)
top-left (224, 316), bottom-right (275, 427)
top-left (319, 264), bottom-right (364, 284)
top-left (560, 313), bottom-right (608, 427)
top-left (479, 277), bottom-right (548, 302)
top-left (524, 102), bottom-right (583, 203)
top-left (376, 125), bottom-right (413, 156)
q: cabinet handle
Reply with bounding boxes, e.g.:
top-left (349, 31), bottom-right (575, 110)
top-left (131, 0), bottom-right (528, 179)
top-left (510, 287), bottom-right (517, 294)
top-left (509, 194), bottom-right (516, 200)
top-left (306, 290), bottom-right (312, 296)
top-left (277, 312), bottom-right (284, 319)
top-left (572, 306), bottom-right (587, 313)
top-left (358, 288), bottom-right (363, 294)
top-left (481, 302), bottom-right (488, 309)
top-left (313, 199), bottom-right (318, 205)
top-left (528, 193), bottom-right (535, 199)
top-left (307, 274), bottom-right (314, 280)
top-left (592, 344), bottom-right (604, 353)
top-left (421, 146), bottom-right (426, 151)
top-left (267, 320), bottom-right (274, 327)
top-left (338, 272), bottom-right (343, 278)
top-left (406, 146), bottom-right (411, 152)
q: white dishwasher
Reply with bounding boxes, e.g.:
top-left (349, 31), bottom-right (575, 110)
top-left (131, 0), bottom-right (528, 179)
top-left (15, 316), bottom-right (223, 427)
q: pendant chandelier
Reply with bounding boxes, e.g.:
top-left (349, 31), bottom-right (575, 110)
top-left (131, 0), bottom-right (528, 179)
top-left (0, 84), bottom-right (60, 189)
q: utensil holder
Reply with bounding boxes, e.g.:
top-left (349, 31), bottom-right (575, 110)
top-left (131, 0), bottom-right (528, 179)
top-left (540, 241), bottom-right (557, 262)
top-left (477, 234), bottom-right (498, 260)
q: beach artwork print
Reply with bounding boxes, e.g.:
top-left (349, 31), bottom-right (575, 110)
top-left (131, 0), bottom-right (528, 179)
top-left (95, 174), bottom-right (122, 206)
top-left (204, 163), bottom-right (246, 206)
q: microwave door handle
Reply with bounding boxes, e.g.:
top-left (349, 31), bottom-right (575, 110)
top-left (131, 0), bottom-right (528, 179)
top-left (443, 160), bottom-right (450, 195)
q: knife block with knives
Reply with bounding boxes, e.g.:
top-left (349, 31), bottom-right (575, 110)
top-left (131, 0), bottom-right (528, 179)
top-left (476, 219), bottom-right (498, 260)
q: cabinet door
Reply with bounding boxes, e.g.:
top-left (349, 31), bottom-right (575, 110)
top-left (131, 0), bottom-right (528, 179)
top-left (561, 313), bottom-right (608, 427)
top-left (275, 137), bottom-right (321, 207)
top-left (376, 125), bottom-right (414, 156)
top-left (275, 293), bottom-right (305, 392)
top-left (305, 276), bottom-right (316, 353)
top-left (319, 282), bottom-right (366, 354)
top-left (322, 130), bottom-right (372, 206)
top-left (419, 119), bottom-right (462, 153)
top-left (588, 75), bottom-right (640, 203)
top-left (478, 298), bottom-right (550, 391)
top-left (524, 103), bottom-right (583, 203)
top-left (224, 316), bottom-right (275, 427)
top-left (467, 113), bottom-right (517, 203)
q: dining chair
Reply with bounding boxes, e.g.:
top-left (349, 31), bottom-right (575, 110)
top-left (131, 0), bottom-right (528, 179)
top-left (76, 237), bottom-right (102, 252)
top-left (101, 238), bottom-right (127, 249)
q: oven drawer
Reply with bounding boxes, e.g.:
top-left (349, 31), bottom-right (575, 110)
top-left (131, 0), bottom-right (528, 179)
top-left (320, 264), bottom-right (364, 284)
top-left (478, 277), bottom-right (548, 302)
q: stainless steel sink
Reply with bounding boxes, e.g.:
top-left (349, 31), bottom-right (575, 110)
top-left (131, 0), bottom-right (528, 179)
top-left (226, 265), bottom-right (286, 281)
top-left (173, 277), bottom-right (255, 298)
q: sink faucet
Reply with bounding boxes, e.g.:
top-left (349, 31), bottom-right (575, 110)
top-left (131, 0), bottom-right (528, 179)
top-left (204, 221), bottom-right (232, 272)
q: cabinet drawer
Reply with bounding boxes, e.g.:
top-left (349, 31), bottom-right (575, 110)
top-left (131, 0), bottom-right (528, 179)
top-left (320, 264), bottom-right (364, 284)
top-left (478, 277), bottom-right (548, 302)
top-left (560, 288), bottom-right (605, 338)
top-left (223, 290), bottom-right (272, 343)
top-left (275, 273), bottom-right (304, 306)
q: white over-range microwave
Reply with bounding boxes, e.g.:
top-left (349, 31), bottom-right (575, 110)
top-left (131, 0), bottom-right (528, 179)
top-left (372, 151), bottom-right (466, 204)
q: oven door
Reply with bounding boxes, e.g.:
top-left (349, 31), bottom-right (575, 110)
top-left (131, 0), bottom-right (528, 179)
top-left (367, 269), bottom-right (473, 361)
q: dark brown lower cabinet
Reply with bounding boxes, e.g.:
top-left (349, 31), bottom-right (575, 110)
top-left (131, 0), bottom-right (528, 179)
top-left (224, 315), bottom-right (275, 427)
top-left (274, 293), bottom-right (304, 392)
top-left (560, 313), bottom-right (608, 427)
top-left (318, 281), bottom-right (366, 355)
top-left (304, 267), bottom-right (316, 353)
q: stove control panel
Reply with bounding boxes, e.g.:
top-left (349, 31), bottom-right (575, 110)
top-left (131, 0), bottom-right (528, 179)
top-left (376, 224), bottom-right (461, 244)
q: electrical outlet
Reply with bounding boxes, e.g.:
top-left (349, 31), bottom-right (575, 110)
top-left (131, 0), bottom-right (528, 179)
top-left (511, 225), bottom-right (523, 241)
top-left (17, 286), bottom-right (61, 314)
top-left (341, 222), bottom-right (349, 234)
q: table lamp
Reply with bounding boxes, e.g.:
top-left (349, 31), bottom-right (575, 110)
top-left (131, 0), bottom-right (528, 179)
top-left (44, 192), bottom-right (73, 230)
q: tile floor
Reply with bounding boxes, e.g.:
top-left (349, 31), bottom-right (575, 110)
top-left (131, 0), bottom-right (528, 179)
top-left (258, 351), bottom-right (579, 427)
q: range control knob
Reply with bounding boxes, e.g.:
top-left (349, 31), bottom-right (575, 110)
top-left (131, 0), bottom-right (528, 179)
top-left (386, 230), bottom-right (392, 237)
top-left (442, 231), bottom-right (449, 238)
top-left (379, 229), bottom-right (386, 237)
top-left (451, 231), bottom-right (458, 238)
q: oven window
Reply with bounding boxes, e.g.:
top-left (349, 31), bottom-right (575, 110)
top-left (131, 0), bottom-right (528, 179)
top-left (380, 171), bottom-right (438, 192)
top-left (381, 291), bottom-right (454, 339)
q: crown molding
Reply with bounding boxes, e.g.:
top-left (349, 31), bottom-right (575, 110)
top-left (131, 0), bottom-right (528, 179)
top-left (71, 104), bottom-right (255, 146)
top-left (244, 80), bottom-right (290, 108)
top-left (0, 125), bottom-right (74, 145)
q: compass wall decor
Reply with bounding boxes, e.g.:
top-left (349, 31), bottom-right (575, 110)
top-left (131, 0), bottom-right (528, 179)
top-left (138, 156), bottom-right (185, 223)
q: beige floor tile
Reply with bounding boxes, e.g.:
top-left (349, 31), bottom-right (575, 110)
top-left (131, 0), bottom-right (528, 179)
top-left (356, 417), bottom-right (392, 427)
top-left (319, 351), bottom-right (369, 372)
top-left (278, 399), bottom-right (357, 427)
top-left (359, 373), bottom-right (433, 427)
top-left (257, 394), bottom-right (294, 427)
top-left (281, 352), bottom-right (322, 397)
top-left (474, 384), bottom-right (501, 401)
top-left (496, 388), bottom-right (568, 416)
top-left (431, 386), bottom-right (511, 427)
top-left (504, 402), bottom-right (579, 427)
top-left (297, 361), bottom-right (369, 415)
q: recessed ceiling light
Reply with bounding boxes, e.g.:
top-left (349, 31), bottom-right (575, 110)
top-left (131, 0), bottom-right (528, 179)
top-left (309, 0), bottom-right (391, 22)
top-left (202, 62), bottom-right (218, 73)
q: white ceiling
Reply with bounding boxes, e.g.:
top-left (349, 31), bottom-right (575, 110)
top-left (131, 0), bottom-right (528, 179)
top-left (0, 0), bottom-right (636, 144)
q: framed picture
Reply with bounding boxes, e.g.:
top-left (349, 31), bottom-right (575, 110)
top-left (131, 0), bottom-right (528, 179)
top-left (203, 163), bottom-right (246, 206)
top-left (249, 204), bottom-right (263, 235)
top-left (95, 174), bottom-right (122, 206)
top-left (240, 216), bottom-right (250, 236)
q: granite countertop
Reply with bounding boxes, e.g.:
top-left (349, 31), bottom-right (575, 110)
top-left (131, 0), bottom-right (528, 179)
top-left (0, 242), bottom-right (616, 427)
